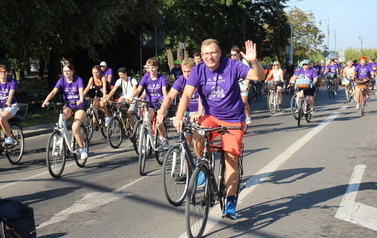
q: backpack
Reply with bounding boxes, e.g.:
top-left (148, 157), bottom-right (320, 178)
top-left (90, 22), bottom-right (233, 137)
top-left (0, 199), bottom-right (36, 238)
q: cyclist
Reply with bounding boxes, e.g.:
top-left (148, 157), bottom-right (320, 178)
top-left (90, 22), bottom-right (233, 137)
top-left (0, 65), bottom-right (19, 145)
top-left (130, 57), bottom-right (169, 149)
top-left (266, 61), bottom-right (284, 108)
top-left (323, 60), bottom-right (339, 95)
top-left (173, 39), bottom-right (265, 219)
top-left (170, 60), bottom-right (182, 81)
top-left (83, 65), bottom-right (111, 126)
top-left (106, 67), bottom-right (138, 130)
top-left (99, 61), bottom-right (115, 86)
top-left (42, 62), bottom-right (88, 160)
top-left (290, 59), bottom-right (318, 113)
top-left (342, 60), bottom-right (355, 97)
top-left (156, 58), bottom-right (202, 146)
top-left (230, 46), bottom-right (251, 124)
top-left (193, 52), bottom-right (203, 65)
top-left (353, 56), bottom-right (375, 109)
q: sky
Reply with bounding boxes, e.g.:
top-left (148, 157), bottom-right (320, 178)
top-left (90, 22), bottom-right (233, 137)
top-left (286, 0), bottom-right (376, 52)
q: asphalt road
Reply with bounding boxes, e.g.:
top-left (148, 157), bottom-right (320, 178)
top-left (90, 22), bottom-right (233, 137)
top-left (1, 86), bottom-right (377, 238)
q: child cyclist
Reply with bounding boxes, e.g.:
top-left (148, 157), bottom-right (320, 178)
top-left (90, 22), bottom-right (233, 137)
top-left (129, 57), bottom-right (169, 149)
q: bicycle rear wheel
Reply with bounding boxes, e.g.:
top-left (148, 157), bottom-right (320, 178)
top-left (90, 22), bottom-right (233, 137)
top-left (290, 94), bottom-right (299, 120)
top-left (107, 117), bottom-right (123, 149)
top-left (6, 125), bottom-right (24, 164)
top-left (73, 125), bottom-right (89, 167)
top-left (46, 131), bottom-right (66, 178)
top-left (162, 144), bottom-right (190, 206)
top-left (185, 166), bottom-right (210, 238)
top-left (138, 128), bottom-right (148, 176)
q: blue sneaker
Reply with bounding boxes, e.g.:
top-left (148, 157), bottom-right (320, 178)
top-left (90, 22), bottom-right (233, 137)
top-left (222, 202), bottom-right (237, 219)
top-left (197, 171), bottom-right (206, 187)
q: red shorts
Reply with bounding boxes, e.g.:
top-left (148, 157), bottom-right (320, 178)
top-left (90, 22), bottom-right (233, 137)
top-left (198, 115), bottom-right (245, 156)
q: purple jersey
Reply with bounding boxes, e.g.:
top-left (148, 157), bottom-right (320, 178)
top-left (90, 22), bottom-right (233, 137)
top-left (101, 67), bottom-right (114, 86)
top-left (0, 78), bottom-right (17, 108)
top-left (54, 76), bottom-right (85, 110)
top-left (186, 58), bottom-right (249, 123)
top-left (170, 67), bottom-right (182, 80)
top-left (313, 65), bottom-right (322, 75)
top-left (326, 64), bottom-right (338, 74)
top-left (172, 75), bottom-right (199, 112)
top-left (354, 64), bottom-right (373, 78)
top-left (139, 73), bottom-right (167, 108)
top-left (368, 62), bottom-right (377, 70)
top-left (294, 68), bottom-right (318, 82)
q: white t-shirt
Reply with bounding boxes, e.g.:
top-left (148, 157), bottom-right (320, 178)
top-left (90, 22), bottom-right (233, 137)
top-left (115, 77), bottom-right (138, 99)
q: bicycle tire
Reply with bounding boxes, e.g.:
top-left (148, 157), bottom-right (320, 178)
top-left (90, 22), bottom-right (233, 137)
top-left (132, 120), bottom-right (142, 154)
top-left (346, 91), bottom-right (351, 102)
top-left (6, 125), bottom-right (24, 164)
top-left (83, 114), bottom-right (94, 142)
top-left (360, 92), bottom-right (365, 116)
top-left (290, 94), bottom-right (299, 120)
top-left (154, 128), bottom-right (165, 165)
top-left (297, 99), bottom-right (304, 126)
top-left (73, 125), bottom-right (89, 167)
top-left (185, 166), bottom-right (210, 238)
top-left (138, 127), bottom-right (148, 176)
top-left (269, 91), bottom-right (276, 114)
top-left (328, 83), bottom-right (334, 98)
top-left (107, 117), bottom-right (123, 149)
top-left (46, 131), bottom-right (66, 178)
top-left (256, 86), bottom-right (262, 101)
top-left (305, 99), bottom-right (312, 123)
top-left (162, 144), bottom-right (190, 206)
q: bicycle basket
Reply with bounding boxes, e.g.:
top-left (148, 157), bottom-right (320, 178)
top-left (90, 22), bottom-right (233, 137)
top-left (295, 78), bottom-right (311, 89)
top-left (12, 103), bottom-right (28, 121)
top-left (355, 78), bottom-right (370, 88)
top-left (341, 78), bottom-right (350, 85)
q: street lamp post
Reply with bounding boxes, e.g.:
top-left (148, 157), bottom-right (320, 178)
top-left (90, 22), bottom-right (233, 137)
top-left (319, 19), bottom-right (330, 50)
top-left (358, 36), bottom-right (363, 50)
top-left (330, 29), bottom-right (336, 53)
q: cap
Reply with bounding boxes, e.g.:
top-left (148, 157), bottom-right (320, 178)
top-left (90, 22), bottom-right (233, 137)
top-left (143, 65), bottom-right (148, 68)
top-left (174, 60), bottom-right (181, 65)
top-left (300, 59), bottom-right (311, 66)
top-left (100, 61), bottom-right (107, 67)
top-left (287, 60), bottom-right (292, 64)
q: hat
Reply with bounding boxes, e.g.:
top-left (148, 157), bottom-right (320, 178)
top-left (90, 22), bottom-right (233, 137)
top-left (100, 61), bottom-right (107, 67)
top-left (143, 65), bottom-right (148, 68)
top-left (174, 60), bottom-right (181, 65)
top-left (287, 60), bottom-right (292, 64)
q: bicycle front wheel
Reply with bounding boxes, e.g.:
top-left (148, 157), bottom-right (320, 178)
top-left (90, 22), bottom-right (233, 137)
top-left (297, 99), bottom-right (304, 126)
top-left (139, 128), bottom-right (148, 176)
top-left (107, 117), bottom-right (123, 149)
top-left (83, 114), bottom-right (94, 142)
top-left (155, 129), bottom-right (166, 165)
top-left (132, 120), bottom-right (142, 154)
top-left (185, 166), bottom-right (210, 238)
top-left (162, 144), bottom-right (190, 206)
top-left (6, 125), bottom-right (24, 164)
top-left (360, 92), bottom-right (365, 116)
top-left (305, 99), bottom-right (312, 122)
top-left (269, 92), bottom-right (276, 114)
top-left (46, 131), bottom-right (66, 178)
top-left (73, 126), bottom-right (89, 167)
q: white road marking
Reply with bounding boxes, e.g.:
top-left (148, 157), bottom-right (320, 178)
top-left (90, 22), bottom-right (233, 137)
top-left (335, 165), bottom-right (377, 231)
top-left (179, 110), bottom-right (341, 238)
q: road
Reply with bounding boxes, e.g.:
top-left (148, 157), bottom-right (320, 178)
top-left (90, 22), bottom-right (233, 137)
top-left (1, 86), bottom-right (377, 238)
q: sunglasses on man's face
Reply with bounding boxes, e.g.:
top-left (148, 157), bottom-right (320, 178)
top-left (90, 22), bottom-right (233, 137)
top-left (302, 64), bottom-right (308, 66)
top-left (231, 54), bottom-right (237, 56)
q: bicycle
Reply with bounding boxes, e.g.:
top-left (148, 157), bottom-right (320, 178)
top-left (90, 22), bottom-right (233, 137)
top-left (107, 101), bottom-right (138, 149)
top-left (162, 120), bottom-right (197, 206)
top-left (266, 82), bottom-right (279, 114)
top-left (326, 73), bottom-right (335, 98)
top-left (185, 125), bottom-right (244, 238)
top-left (248, 81), bottom-right (262, 103)
top-left (355, 78), bottom-right (370, 116)
top-left (0, 103), bottom-right (27, 164)
top-left (45, 102), bottom-right (89, 178)
top-left (83, 97), bottom-right (113, 142)
top-left (343, 77), bottom-right (355, 102)
top-left (291, 79), bottom-right (313, 126)
top-left (137, 100), bottom-right (168, 176)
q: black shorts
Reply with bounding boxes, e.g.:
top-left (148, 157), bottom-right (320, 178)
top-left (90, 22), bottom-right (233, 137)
top-left (66, 101), bottom-right (89, 114)
top-left (303, 87), bottom-right (316, 96)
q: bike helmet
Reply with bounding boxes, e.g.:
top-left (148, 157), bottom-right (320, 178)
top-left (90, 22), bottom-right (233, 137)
top-left (174, 60), bottom-right (181, 65)
top-left (300, 59), bottom-right (311, 67)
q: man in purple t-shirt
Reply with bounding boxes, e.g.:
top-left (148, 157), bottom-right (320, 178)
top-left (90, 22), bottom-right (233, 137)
top-left (100, 61), bottom-right (115, 86)
top-left (353, 56), bottom-right (375, 109)
top-left (173, 39), bottom-right (264, 219)
top-left (323, 60), bottom-right (339, 95)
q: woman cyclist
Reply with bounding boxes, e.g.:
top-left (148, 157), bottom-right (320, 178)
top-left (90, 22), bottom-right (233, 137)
top-left (0, 65), bottom-right (19, 145)
top-left (266, 61), bottom-right (284, 108)
top-left (83, 65), bottom-right (111, 126)
top-left (353, 56), bottom-right (375, 109)
top-left (342, 60), bottom-right (355, 98)
top-left (290, 59), bottom-right (318, 113)
top-left (42, 62), bottom-right (88, 160)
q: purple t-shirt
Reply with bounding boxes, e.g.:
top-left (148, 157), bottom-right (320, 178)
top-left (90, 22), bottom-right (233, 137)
top-left (354, 64), bottom-right (373, 78)
top-left (326, 64), bottom-right (338, 74)
top-left (0, 78), bottom-right (17, 108)
top-left (186, 58), bottom-right (249, 123)
top-left (368, 62), bottom-right (377, 70)
top-left (139, 73), bottom-right (167, 108)
top-left (54, 76), bottom-right (85, 110)
top-left (170, 67), bottom-right (182, 80)
top-left (172, 75), bottom-right (199, 112)
top-left (294, 68), bottom-right (318, 82)
top-left (313, 65), bottom-right (322, 75)
top-left (101, 67), bottom-right (114, 86)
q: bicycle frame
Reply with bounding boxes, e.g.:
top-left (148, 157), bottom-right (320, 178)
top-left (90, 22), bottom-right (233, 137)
top-left (140, 103), bottom-right (160, 152)
top-left (55, 113), bottom-right (75, 154)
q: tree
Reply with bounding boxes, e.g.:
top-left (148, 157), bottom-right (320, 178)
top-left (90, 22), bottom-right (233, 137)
top-left (286, 7), bottom-right (324, 63)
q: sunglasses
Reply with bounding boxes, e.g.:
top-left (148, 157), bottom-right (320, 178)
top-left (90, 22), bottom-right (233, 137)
top-left (273, 64), bottom-right (279, 66)
top-left (231, 54), bottom-right (237, 56)
top-left (302, 64), bottom-right (308, 66)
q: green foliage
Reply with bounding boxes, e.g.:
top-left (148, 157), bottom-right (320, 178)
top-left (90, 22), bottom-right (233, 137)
top-left (344, 48), bottom-right (377, 62)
